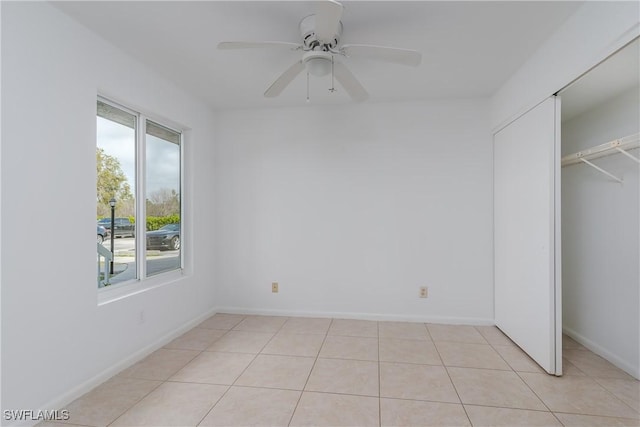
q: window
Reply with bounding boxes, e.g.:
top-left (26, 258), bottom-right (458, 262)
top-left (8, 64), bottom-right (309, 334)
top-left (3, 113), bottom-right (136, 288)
top-left (97, 98), bottom-right (182, 288)
top-left (145, 120), bottom-right (181, 276)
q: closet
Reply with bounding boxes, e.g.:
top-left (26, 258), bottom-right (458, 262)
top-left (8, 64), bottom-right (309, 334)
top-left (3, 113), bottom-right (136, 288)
top-left (559, 38), bottom-right (639, 379)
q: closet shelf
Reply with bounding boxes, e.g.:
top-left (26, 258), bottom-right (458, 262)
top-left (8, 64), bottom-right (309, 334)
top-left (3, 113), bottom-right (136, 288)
top-left (561, 133), bottom-right (639, 183)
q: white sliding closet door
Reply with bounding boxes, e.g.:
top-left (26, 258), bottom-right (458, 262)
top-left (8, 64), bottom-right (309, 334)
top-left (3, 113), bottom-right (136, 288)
top-left (494, 96), bottom-right (562, 375)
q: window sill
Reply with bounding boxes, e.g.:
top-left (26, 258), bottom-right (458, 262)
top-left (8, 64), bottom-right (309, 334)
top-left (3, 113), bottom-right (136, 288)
top-left (98, 269), bottom-right (186, 306)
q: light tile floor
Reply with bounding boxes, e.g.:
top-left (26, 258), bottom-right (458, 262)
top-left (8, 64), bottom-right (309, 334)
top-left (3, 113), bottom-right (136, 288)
top-left (40, 314), bottom-right (639, 427)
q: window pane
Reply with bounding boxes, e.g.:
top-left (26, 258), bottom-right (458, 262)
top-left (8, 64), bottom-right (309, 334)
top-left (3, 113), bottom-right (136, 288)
top-left (97, 101), bottom-right (137, 286)
top-left (145, 120), bottom-right (181, 276)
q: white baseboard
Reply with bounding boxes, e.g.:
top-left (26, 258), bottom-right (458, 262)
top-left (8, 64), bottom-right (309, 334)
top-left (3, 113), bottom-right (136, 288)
top-left (563, 326), bottom-right (639, 379)
top-left (213, 306), bottom-right (494, 326)
top-left (20, 308), bottom-right (217, 427)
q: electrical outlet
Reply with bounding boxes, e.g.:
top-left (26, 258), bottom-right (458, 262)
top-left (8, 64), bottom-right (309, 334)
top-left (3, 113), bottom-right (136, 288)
top-left (419, 287), bottom-right (428, 298)
top-left (272, 282), bottom-right (279, 293)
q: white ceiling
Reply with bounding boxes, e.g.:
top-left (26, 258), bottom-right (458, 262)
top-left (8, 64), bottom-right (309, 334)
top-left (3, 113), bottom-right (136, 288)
top-left (561, 37), bottom-right (640, 122)
top-left (55, 1), bottom-right (582, 110)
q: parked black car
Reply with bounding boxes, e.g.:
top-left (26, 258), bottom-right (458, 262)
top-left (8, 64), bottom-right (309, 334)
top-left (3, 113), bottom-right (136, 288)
top-left (97, 225), bottom-right (108, 244)
top-left (98, 217), bottom-right (135, 238)
top-left (146, 224), bottom-right (180, 250)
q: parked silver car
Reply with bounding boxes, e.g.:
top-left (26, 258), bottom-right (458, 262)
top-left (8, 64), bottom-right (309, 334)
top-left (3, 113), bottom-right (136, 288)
top-left (146, 224), bottom-right (180, 250)
top-left (97, 225), bottom-right (108, 244)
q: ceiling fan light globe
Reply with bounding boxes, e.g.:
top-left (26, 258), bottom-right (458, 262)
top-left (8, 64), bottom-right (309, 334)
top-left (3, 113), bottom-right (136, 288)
top-left (306, 57), bottom-right (332, 76)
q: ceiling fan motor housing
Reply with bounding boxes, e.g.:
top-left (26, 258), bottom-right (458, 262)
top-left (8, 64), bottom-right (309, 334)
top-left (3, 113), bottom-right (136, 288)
top-left (299, 15), bottom-right (342, 50)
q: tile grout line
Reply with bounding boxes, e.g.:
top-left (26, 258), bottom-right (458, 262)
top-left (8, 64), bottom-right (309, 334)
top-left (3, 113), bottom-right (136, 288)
top-left (104, 379), bottom-right (164, 427)
top-left (552, 409), bottom-right (640, 422)
top-left (194, 315), bottom-right (262, 426)
top-left (477, 324), bottom-right (558, 417)
top-left (103, 318), bottom-right (242, 427)
top-left (588, 375), bottom-right (640, 415)
top-left (196, 314), bottom-right (289, 426)
top-left (509, 367), bottom-right (563, 424)
top-left (183, 315), bottom-right (248, 427)
top-left (498, 332), bottom-right (640, 420)
top-left (377, 320), bottom-right (382, 427)
top-left (286, 318), bottom-right (333, 427)
top-left (193, 385), bottom-right (231, 427)
top-left (430, 323), bottom-right (474, 427)
top-left (513, 364), bottom-right (639, 424)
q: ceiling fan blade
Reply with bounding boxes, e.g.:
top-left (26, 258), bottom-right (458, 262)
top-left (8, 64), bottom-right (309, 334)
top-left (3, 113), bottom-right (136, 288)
top-left (314, 0), bottom-right (343, 44)
top-left (218, 41), bottom-right (302, 50)
top-left (264, 60), bottom-right (306, 98)
top-left (333, 61), bottom-right (368, 102)
top-left (341, 44), bottom-right (422, 67)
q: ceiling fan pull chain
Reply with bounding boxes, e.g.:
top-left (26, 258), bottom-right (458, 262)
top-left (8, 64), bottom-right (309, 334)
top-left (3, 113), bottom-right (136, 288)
top-left (306, 72), bottom-right (310, 103)
top-left (329, 56), bottom-right (336, 93)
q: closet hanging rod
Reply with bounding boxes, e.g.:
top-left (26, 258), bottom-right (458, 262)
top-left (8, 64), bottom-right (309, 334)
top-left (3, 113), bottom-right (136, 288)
top-left (561, 133), bottom-right (639, 167)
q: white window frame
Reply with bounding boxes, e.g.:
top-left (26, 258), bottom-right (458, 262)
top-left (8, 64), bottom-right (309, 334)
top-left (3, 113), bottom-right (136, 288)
top-left (97, 96), bottom-right (185, 305)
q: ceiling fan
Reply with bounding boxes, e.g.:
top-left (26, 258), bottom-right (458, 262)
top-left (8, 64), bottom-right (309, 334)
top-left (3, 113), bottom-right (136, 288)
top-left (218, 0), bottom-right (422, 102)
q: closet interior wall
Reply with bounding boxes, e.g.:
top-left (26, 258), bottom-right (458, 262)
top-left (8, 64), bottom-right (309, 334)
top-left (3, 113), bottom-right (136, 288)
top-left (561, 87), bottom-right (640, 379)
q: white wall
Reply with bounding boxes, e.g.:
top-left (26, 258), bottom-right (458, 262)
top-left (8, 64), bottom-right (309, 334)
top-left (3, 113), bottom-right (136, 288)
top-left (213, 100), bottom-right (494, 324)
top-left (1, 2), bottom-right (217, 418)
top-left (562, 89), bottom-right (640, 378)
top-left (491, 1), bottom-right (639, 130)
top-left (0, 0), bottom-right (4, 413)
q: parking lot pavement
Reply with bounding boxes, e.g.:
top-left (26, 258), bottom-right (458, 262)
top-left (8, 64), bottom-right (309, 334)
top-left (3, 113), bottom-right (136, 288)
top-left (100, 237), bottom-right (176, 257)
top-left (98, 237), bottom-right (181, 285)
top-left (106, 255), bottom-right (181, 284)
